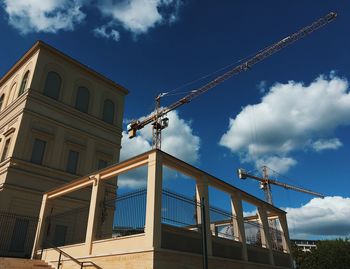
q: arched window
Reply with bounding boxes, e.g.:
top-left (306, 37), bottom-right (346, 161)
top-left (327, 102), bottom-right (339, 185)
top-left (8, 83), bottom-right (17, 104)
top-left (0, 94), bottom-right (4, 111)
top-left (102, 99), bottom-right (115, 124)
top-left (18, 71), bottom-right (30, 97)
top-left (43, 71), bottom-right (61, 100)
top-left (75, 86), bottom-right (90, 113)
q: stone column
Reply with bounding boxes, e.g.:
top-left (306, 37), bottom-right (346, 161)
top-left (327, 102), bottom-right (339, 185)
top-left (145, 151), bottom-right (163, 249)
top-left (279, 214), bottom-right (295, 268)
top-left (31, 194), bottom-right (52, 258)
top-left (258, 206), bottom-right (275, 265)
top-left (85, 174), bottom-right (104, 255)
top-left (231, 193), bottom-right (248, 261)
top-left (195, 176), bottom-right (212, 256)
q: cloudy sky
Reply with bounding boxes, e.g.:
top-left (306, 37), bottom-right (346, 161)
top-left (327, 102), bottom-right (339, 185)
top-left (0, 0), bottom-right (349, 239)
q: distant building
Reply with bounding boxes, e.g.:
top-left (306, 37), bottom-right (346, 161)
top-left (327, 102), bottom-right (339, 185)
top-left (0, 41), bottom-right (128, 257)
top-left (292, 239), bottom-right (318, 252)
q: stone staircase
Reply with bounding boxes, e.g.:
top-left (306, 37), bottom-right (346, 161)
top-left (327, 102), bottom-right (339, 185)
top-left (0, 258), bottom-right (55, 269)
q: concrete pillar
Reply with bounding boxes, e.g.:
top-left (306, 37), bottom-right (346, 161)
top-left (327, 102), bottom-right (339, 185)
top-left (231, 193), bottom-right (248, 261)
top-left (85, 174), bottom-right (103, 255)
top-left (195, 176), bottom-right (212, 256)
top-left (258, 206), bottom-right (275, 266)
top-left (279, 214), bottom-right (295, 268)
top-left (145, 151), bottom-right (163, 249)
top-left (31, 194), bottom-right (52, 258)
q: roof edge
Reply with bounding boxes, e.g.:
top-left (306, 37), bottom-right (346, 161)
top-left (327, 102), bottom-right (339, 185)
top-left (0, 40), bottom-right (129, 95)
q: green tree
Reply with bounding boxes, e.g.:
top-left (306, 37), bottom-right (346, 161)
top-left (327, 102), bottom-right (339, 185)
top-left (295, 239), bottom-right (350, 269)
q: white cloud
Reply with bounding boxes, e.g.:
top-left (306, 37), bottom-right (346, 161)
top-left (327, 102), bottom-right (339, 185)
top-left (286, 196), bottom-right (350, 238)
top-left (255, 156), bottom-right (297, 174)
top-left (118, 110), bottom-right (200, 188)
top-left (93, 25), bottom-right (120, 42)
top-left (2, 0), bottom-right (86, 34)
top-left (257, 80), bottom-right (267, 93)
top-left (312, 138), bottom-right (343, 152)
top-left (97, 0), bottom-right (183, 35)
top-left (220, 74), bottom-right (350, 172)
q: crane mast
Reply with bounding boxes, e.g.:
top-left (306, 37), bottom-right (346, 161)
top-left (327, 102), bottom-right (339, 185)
top-left (237, 166), bottom-right (325, 205)
top-left (128, 12), bottom-right (337, 148)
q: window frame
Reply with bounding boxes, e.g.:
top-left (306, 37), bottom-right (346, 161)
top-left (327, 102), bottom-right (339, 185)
top-left (75, 86), bottom-right (90, 113)
top-left (102, 99), bottom-right (115, 124)
top-left (18, 70), bottom-right (30, 97)
top-left (43, 71), bottom-right (62, 101)
top-left (66, 149), bottom-right (80, 174)
top-left (30, 138), bottom-right (47, 165)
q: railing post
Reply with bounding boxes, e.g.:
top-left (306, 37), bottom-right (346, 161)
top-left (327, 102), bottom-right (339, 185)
top-left (195, 176), bottom-right (212, 256)
top-left (257, 206), bottom-right (275, 266)
top-left (145, 151), bottom-right (163, 249)
top-left (85, 174), bottom-right (103, 255)
top-left (230, 193), bottom-right (248, 261)
top-left (200, 197), bottom-right (208, 269)
top-left (58, 251), bottom-right (62, 269)
top-left (32, 194), bottom-right (52, 259)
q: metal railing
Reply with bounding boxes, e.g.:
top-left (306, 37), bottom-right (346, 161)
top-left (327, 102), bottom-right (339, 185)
top-left (99, 188), bottom-right (147, 239)
top-left (209, 206), bottom-right (239, 241)
top-left (41, 241), bottom-right (101, 269)
top-left (162, 189), bottom-right (200, 229)
top-left (0, 211), bottom-right (38, 258)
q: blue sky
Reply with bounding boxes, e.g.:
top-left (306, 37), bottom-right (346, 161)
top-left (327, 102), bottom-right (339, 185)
top-left (1, 0), bottom-right (349, 239)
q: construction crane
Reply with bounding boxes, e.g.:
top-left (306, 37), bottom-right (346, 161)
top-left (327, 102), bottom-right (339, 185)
top-left (237, 166), bottom-right (325, 205)
top-left (128, 12), bottom-right (337, 149)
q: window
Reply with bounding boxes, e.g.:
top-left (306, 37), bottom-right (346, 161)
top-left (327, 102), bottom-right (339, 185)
top-left (18, 71), bottom-right (30, 97)
top-left (43, 71), bottom-right (61, 100)
top-left (98, 159), bottom-right (108, 170)
top-left (75, 86), bottom-right (90, 113)
top-left (102, 99), bottom-right (115, 124)
top-left (1, 138), bottom-right (11, 162)
top-left (53, 225), bottom-right (67, 247)
top-left (0, 94), bottom-right (4, 111)
top-left (66, 150), bottom-right (79, 174)
top-left (8, 83), bottom-right (17, 104)
top-left (30, 139), bottom-right (46, 165)
top-left (9, 218), bottom-right (29, 252)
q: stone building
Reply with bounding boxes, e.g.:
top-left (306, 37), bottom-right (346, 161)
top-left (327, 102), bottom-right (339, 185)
top-left (0, 41), bottom-right (128, 257)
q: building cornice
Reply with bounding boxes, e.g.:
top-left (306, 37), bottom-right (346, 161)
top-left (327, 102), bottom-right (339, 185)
top-left (26, 90), bottom-right (123, 143)
top-left (0, 41), bottom-right (129, 95)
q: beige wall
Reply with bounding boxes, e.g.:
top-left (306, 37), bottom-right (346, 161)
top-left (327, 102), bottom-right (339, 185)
top-left (0, 42), bottom-right (126, 218)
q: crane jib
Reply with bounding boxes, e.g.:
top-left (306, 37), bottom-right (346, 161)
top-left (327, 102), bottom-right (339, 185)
top-left (128, 12), bottom-right (337, 141)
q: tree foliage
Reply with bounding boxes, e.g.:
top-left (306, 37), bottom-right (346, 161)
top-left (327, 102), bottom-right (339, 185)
top-left (293, 239), bottom-right (350, 269)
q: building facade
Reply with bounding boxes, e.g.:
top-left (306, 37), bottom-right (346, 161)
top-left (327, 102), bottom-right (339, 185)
top-left (0, 41), bottom-right (128, 257)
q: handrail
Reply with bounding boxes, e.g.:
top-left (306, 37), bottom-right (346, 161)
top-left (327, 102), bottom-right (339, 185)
top-left (41, 241), bottom-right (102, 269)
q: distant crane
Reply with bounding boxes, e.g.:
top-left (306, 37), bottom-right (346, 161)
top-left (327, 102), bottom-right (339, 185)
top-left (237, 166), bottom-right (325, 205)
top-left (128, 12), bottom-right (337, 149)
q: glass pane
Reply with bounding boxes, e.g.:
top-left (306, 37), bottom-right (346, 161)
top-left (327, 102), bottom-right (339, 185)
top-left (98, 159), bottom-right (108, 170)
top-left (10, 219), bottom-right (29, 252)
top-left (43, 72), bottom-right (61, 100)
top-left (30, 139), bottom-right (46, 165)
top-left (102, 99), bottom-right (114, 124)
top-left (66, 150), bottom-right (79, 174)
top-left (75, 87), bottom-right (90, 113)
top-left (18, 71), bottom-right (29, 97)
top-left (52, 225), bottom-right (67, 247)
